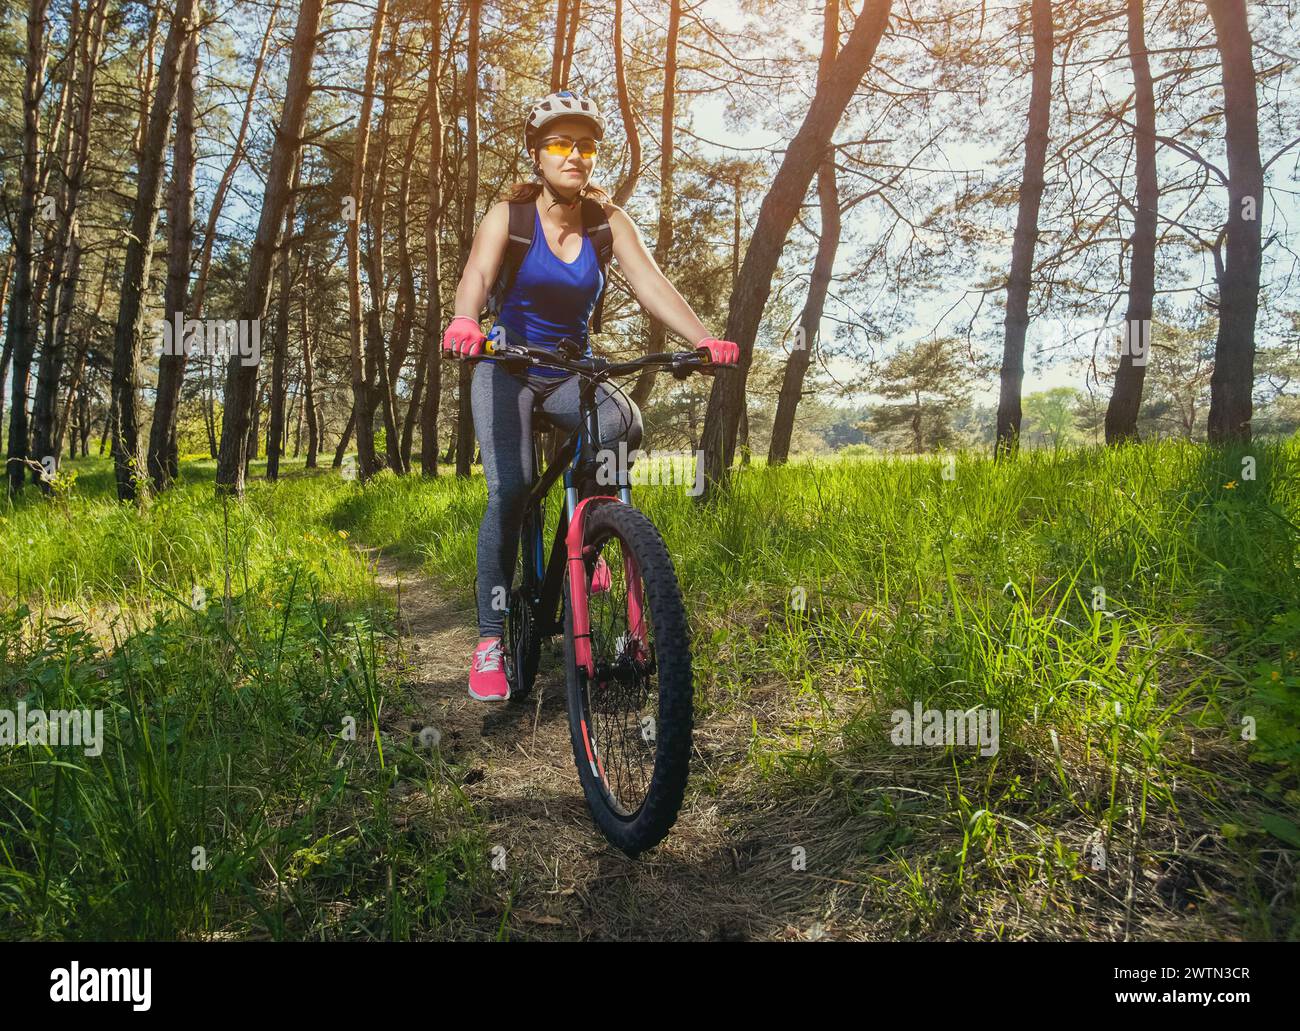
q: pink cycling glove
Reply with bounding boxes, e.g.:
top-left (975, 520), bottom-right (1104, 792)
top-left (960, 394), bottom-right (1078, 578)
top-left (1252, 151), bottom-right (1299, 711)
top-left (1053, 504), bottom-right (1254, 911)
top-left (695, 337), bottom-right (740, 365)
top-left (442, 316), bottom-right (486, 358)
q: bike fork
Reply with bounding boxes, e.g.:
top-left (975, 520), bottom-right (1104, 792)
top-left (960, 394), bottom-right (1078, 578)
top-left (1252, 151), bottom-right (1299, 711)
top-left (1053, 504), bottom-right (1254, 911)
top-left (564, 431), bottom-right (647, 674)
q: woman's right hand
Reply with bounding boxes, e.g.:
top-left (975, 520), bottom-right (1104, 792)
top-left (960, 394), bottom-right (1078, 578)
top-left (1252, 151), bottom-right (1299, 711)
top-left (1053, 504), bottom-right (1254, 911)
top-left (442, 316), bottom-right (487, 358)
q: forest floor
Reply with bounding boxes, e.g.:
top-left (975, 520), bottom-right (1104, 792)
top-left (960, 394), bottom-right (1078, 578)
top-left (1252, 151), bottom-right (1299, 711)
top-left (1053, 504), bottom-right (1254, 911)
top-left (370, 550), bottom-right (872, 942)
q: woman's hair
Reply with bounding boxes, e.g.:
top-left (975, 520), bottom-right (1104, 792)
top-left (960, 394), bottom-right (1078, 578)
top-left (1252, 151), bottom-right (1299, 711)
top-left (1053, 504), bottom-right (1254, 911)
top-left (502, 178), bottom-right (611, 205)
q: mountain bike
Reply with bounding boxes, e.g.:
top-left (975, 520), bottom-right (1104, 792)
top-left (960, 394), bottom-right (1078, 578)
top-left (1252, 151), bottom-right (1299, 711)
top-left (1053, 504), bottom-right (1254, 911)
top-left (444, 336), bottom-right (732, 857)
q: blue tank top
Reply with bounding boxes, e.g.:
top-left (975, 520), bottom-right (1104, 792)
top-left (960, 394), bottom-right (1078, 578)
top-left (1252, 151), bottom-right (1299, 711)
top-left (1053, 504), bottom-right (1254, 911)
top-left (494, 208), bottom-right (603, 378)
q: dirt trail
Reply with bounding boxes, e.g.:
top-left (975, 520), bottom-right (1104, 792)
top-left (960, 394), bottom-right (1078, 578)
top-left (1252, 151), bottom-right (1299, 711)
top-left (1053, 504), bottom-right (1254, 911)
top-left (368, 551), bottom-right (866, 941)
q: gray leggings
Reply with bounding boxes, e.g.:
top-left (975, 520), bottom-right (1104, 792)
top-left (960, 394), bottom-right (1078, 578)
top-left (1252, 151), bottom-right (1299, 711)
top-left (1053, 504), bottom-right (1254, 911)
top-left (470, 358), bottom-right (644, 638)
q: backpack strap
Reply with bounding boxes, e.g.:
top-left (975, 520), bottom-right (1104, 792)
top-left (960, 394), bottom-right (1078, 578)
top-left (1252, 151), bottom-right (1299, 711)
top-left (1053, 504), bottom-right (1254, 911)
top-left (581, 197), bottom-right (614, 334)
top-left (485, 201), bottom-right (536, 320)
top-left (486, 197), bottom-right (614, 334)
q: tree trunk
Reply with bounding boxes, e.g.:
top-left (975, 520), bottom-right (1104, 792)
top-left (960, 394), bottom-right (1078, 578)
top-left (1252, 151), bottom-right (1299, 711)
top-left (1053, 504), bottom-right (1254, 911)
top-left (14, 35), bottom-right (70, 483)
top-left (109, 0), bottom-right (195, 501)
top-left (290, 375), bottom-right (302, 458)
top-left (365, 70), bottom-right (399, 475)
top-left (367, 51), bottom-right (413, 477)
top-left (420, 2), bottom-right (444, 478)
top-left (31, 1), bottom-right (93, 490)
top-left (147, 24), bottom-right (198, 489)
top-left (1104, 0), bottom-right (1157, 444)
top-left (345, 0), bottom-right (390, 482)
top-left (550, 0), bottom-right (568, 92)
top-left (560, 0), bottom-right (581, 86)
top-left (456, 0), bottom-right (481, 477)
top-left (100, 393), bottom-right (114, 456)
top-left (698, 0), bottom-right (894, 500)
top-left (266, 152), bottom-right (302, 481)
top-left (630, 0), bottom-right (681, 408)
top-left (1205, 0), bottom-right (1264, 444)
top-left (402, 343), bottom-right (426, 470)
top-left (994, 0), bottom-right (1052, 459)
top-left (39, 0), bottom-right (107, 475)
top-left (610, 0), bottom-right (642, 207)
top-left (204, 357), bottom-right (217, 456)
top-left (27, 18), bottom-right (74, 404)
top-left (0, 251), bottom-right (15, 444)
top-left (386, 101), bottom-right (423, 474)
top-left (770, 0), bottom-right (841, 466)
top-left (78, 381), bottom-right (91, 456)
top-left (54, 259), bottom-right (109, 462)
top-left (31, 234), bottom-right (79, 489)
top-left (4, 0), bottom-right (51, 496)
top-left (37, 0), bottom-right (110, 483)
top-left (132, 2), bottom-right (160, 158)
top-left (246, 376), bottom-right (262, 477)
top-left (215, 0), bottom-right (324, 496)
top-left (302, 268), bottom-right (319, 468)
top-left (333, 405), bottom-right (357, 468)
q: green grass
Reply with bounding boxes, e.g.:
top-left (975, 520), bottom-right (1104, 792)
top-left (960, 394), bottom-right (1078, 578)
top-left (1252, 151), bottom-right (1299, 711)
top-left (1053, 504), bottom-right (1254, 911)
top-left (3, 438), bottom-right (1298, 939)
top-left (335, 437), bottom-right (1300, 939)
top-left (1, 458), bottom-right (495, 940)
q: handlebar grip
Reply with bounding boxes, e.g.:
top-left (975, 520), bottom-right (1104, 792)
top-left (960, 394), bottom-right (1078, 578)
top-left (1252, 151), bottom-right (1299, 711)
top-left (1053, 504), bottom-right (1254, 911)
top-left (686, 347), bottom-right (738, 373)
top-left (441, 333), bottom-right (494, 360)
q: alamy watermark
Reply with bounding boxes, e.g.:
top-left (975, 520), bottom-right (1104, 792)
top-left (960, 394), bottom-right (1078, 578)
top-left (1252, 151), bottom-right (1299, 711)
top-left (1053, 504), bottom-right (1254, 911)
top-left (890, 702), bottom-right (1000, 757)
top-left (595, 441), bottom-right (703, 496)
top-left (50, 963), bottom-right (150, 1011)
top-left (1, 703), bottom-right (104, 757)
top-left (154, 312), bottom-right (260, 366)
top-left (1035, 315), bottom-right (1151, 368)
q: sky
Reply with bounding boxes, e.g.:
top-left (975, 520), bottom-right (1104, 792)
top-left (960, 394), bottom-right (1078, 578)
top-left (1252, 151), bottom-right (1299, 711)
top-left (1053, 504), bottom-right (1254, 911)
top-left (671, 0), bottom-right (1297, 409)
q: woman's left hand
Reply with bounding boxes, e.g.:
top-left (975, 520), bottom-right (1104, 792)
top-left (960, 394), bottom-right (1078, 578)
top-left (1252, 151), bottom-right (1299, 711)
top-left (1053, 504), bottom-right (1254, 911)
top-left (695, 337), bottom-right (740, 367)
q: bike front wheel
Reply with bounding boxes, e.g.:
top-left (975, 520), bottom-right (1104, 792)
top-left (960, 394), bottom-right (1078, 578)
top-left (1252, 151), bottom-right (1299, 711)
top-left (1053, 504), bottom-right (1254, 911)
top-left (562, 500), bottom-right (693, 857)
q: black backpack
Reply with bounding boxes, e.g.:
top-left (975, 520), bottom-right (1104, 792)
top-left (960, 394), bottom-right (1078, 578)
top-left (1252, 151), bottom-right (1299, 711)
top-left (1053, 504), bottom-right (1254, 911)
top-left (484, 197), bottom-right (615, 334)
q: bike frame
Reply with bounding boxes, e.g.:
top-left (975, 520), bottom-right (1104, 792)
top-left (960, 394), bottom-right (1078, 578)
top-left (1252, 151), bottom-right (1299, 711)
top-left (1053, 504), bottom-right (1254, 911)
top-left (454, 338), bottom-right (729, 678)
top-left (517, 369), bottom-right (628, 643)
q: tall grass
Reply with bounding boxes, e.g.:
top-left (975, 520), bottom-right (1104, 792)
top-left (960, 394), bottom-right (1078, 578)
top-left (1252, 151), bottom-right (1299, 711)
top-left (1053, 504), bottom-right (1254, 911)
top-left (4, 438), bottom-right (1297, 939)
top-left (337, 437), bottom-right (1300, 939)
top-left (1, 460), bottom-right (494, 940)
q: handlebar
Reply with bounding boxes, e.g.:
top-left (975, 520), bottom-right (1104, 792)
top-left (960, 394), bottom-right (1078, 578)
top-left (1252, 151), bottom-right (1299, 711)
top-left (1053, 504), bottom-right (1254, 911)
top-left (441, 334), bottom-right (736, 383)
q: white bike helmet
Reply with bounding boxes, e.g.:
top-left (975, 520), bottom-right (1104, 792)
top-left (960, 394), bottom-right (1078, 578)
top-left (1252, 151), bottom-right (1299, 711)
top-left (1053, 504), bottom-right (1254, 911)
top-left (524, 89), bottom-right (605, 150)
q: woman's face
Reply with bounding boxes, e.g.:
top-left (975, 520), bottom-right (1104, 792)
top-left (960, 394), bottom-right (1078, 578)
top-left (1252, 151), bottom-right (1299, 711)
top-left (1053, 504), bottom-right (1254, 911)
top-left (533, 116), bottom-right (598, 192)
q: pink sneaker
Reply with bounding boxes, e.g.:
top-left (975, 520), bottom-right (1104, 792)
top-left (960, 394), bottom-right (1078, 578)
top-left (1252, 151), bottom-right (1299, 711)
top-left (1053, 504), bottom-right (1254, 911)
top-left (468, 637), bottom-right (510, 701)
top-left (590, 554), bottom-right (612, 594)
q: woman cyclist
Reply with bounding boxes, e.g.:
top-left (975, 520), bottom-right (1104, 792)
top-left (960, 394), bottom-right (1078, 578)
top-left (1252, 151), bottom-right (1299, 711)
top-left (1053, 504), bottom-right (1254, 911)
top-left (442, 89), bottom-right (739, 702)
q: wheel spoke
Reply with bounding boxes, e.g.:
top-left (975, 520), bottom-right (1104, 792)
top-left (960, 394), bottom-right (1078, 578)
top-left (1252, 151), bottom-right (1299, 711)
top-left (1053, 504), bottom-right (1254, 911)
top-left (582, 530), bottom-right (658, 816)
top-left (566, 504), bottom-right (692, 856)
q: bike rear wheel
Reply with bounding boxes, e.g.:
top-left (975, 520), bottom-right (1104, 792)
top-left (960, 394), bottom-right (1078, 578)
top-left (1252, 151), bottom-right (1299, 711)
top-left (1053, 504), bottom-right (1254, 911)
top-left (504, 505), bottom-right (543, 701)
top-left (563, 500), bottom-right (693, 857)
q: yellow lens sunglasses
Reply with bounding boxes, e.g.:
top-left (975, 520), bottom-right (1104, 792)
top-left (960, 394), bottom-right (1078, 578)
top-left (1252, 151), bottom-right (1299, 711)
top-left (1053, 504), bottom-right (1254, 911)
top-left (540, 135), bottom-right (598, 159)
